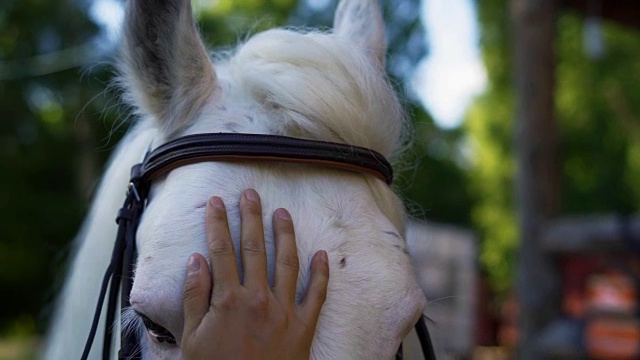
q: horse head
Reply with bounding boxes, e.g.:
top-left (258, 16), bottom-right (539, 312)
top-left (45, 1), bottom-right (426, 358)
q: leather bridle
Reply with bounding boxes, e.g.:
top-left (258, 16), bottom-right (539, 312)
top-left (79, 133), bottom-right (436, 360)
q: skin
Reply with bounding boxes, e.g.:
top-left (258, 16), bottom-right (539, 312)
top-left (181, 189), bottom-right (330, 359)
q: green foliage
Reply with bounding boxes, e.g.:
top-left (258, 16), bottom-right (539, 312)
top-left (196, 0), bottom-right (295, 46)
top-left (464, 0), bottom-right (516, 294)
top-left (0, 0), bottom-right (121, 334)
top-left (556, 15), bottom-right (640, 214)
top-left (396, 103), bottom-right (474, 225)
top-left (470, 0), bottom-right (640, 294)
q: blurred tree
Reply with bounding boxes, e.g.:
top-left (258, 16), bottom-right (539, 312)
top-left (396, 103), bottom-right (473, 225)
top-left (469, 0), bottom-right (640, 294)
top-left (0, 0), bottom-right (119, 335)
top-left (466, 0), bottom-right (516, 295)
top-left (556, 15), bottom-right (640, 214)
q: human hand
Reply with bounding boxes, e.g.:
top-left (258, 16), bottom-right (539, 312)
top-left (181, 189), bottom-right (330, 359)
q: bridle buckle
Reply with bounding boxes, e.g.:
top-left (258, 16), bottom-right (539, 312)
top-left (127, 182), bottom-right (141, 203)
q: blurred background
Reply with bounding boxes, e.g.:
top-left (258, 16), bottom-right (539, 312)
top-left (1, 0), bottom-right (639, 358)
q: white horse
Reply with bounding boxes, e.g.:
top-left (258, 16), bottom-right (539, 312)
top-left (44, 0), bottom-right (426, 358)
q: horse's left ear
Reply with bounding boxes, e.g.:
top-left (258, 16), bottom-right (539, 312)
top-left (119, 0), bottom-right (216, 136)
top-left (333, 0), bottom-right (387, 66)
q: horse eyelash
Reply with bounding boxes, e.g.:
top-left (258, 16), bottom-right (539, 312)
top-left (121, 308), bottom-right (148, 357)
top-left (124, 307), bottom-right (178, 346)
top-left (121, 307), bottom-right (145, 339)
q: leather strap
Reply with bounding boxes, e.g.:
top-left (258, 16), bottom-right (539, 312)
top-left (141, 133), bottom-right (394, 184)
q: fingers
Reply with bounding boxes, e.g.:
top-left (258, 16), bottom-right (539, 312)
top-left (239, 189), bottom-right (268, 290)
top-left (192, 191), bottom-right (329, 342)
top-left (182, 253), bottom-right (211, 336)
top-left (206, 196), bottom-right (239, 291)
top-left (272, 208), bottom-right (300, 304)
top-left (300, 251), bottom-right (329, 327)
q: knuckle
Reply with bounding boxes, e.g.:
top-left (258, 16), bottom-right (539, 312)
top-left (276, 220), bottom-right (295, 235)
top-left (209, 238), bottom-right (233, 256)
top-left (210, 208), bottom-right (227, 221)
top-left (183, 279), bottom-right (201, 302)
top-left (215, 290), bottom-right (238, 311)
top-left (277, 253), bottom-right (300, 271)
top-left (241, 240), bottom-right (265, 254)
top-left (249, 290), bottom-right (270, 315)
top-left (242, 201), bottom-right (262, 217)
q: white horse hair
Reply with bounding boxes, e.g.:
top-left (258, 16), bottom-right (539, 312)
top-left (44, 0), bottom-right (426, 358)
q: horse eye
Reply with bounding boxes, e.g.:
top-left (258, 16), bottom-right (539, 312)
top-left (139, 313), bottom-right (177, 345)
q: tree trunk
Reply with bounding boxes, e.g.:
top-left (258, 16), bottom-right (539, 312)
top-left (511, 0), bottom-right (561, 357)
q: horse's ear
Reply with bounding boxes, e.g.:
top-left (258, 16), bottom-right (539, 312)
top-left (119, 0), bottom-right (216, 136)
top-left (333, 0), bottom-right (386, 66)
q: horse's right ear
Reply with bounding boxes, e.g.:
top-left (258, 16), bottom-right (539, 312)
top-left (119, 0), bottom-right (216, 136)
top-left (333, 0), bottom-right (386, 66)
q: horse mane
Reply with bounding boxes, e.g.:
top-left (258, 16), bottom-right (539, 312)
top-left (229, 28), bottom-right (409, 159)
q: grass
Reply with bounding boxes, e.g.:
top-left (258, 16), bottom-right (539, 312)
top-left (0, 338), bottom-right (39, 360)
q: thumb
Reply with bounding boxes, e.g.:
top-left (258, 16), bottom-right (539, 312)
top-left (182, 253), bottom-right (211, 337)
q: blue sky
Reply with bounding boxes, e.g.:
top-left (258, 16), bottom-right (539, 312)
top-left (414, 0), bottom-right (487, 128)
top-left (90, 0), bottom-right (486, 129)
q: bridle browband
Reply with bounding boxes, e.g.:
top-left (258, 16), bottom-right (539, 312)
top-left (80, 133), bottom-right (435, 360)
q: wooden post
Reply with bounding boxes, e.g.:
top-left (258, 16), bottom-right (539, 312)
top-left (511, 0), bottom-right (560, 357)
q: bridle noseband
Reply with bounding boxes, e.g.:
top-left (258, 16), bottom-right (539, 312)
top-left (80, 133), bottom-right (435, 360)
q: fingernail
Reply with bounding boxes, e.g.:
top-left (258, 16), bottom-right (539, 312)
top-left (275, 208), bottom-right (291, 221)
top-left (244, 189), bottom-right (259, 202)
top-left (319, 250), bottom-right (328, 263)
top-left (188, 254), bottom-right (200, 272)
top-left (209, 196), bottom-right (224, 209)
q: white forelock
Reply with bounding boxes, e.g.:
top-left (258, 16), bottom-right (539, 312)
top-left (230, 28), bottom-right (409, 160)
